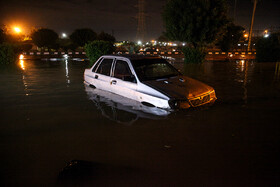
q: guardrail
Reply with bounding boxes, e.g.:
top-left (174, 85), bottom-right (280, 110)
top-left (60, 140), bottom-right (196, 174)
top-left (23, 51), bottom-right (87, 55)
top-left (22, 51), bottom-right (256, 56)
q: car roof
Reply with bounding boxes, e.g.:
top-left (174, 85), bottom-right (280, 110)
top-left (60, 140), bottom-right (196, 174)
top-left (102, 54), bottom-right (162, 61)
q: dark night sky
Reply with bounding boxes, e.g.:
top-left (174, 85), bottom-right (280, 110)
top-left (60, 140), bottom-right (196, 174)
top-left (0, 0), bottom-right (279, 41)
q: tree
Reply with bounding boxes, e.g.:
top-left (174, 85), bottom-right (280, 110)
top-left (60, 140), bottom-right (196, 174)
top-left (97, 31), bottom-right (116, 43)
top-left (58, 38), bottom-right (78, 51)
top-left (0, 43), bottom-right (20, 65)
top-left (70, 28), bottom-right (97, 47)
top-left (31, 28), bottom-right (58, 49)
top-left (0, 29), bottom-right (5, 44)
top-left (85, 41), bottom-right (115, 64)
top-left (163, 0), bottom-right (228, 48)
top-left (163, 0), bottom-right (229, 62)
top-left (218, 22), bottom-right (245, 52)
top-left (256, 32), bottom-right (280, 62)
top-left (157, 35), bottom-right (169, 42)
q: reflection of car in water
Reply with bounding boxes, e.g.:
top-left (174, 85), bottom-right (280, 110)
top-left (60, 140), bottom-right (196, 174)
top-left (84, 55), bottom-right (217, 110)
top-left (85, 86), bottom-right (169, 125)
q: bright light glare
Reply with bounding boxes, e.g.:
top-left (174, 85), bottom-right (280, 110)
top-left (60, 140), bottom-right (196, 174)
top-left (137, 41), bottom-right (142, 45)
top-left (14, 27), bottom-right (21, 33)
top-left (264, 34), bottom-right (269, 38)
top-left (19, 54), bottom-right (24, 60)
top-left (62, 33), bottom-right (67, 38)
top-left (19, 60), bottom-right (25, 70)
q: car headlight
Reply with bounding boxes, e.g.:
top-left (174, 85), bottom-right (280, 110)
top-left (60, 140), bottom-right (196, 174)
top-left (168, 99), bottom-right (190, 109)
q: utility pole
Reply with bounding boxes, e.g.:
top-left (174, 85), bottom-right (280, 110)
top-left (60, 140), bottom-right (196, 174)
top-left (248, 0), bottom-right (258, 51)
top-left (136, 0), bottom-right (146, 42)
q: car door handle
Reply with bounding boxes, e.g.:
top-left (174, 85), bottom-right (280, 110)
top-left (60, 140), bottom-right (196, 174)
top-left (95, 75), bottom-right (98, 79)
top-left (111, 80), bottom-right (117, 85)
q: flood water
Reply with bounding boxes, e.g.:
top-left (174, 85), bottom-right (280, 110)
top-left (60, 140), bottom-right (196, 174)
top-left (0, 59), bottom-right (279, 186)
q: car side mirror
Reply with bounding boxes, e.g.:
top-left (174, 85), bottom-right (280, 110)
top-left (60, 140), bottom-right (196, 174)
top-left (122, 75), bottom-right (137, 83)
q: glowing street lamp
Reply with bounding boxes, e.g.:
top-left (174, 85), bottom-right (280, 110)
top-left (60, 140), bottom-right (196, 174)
top-left (62, 33), bottom-right (67, 38)
top-left (14, 27), bottom-right (21, 34)
top-left (264, 30), bottom-right (269, 38)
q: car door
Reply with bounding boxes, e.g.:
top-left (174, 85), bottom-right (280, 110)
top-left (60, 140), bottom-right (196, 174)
top-left (110, 59), bottom-right (138, 100)
top-left (93, 58), bottom-right (114, 91)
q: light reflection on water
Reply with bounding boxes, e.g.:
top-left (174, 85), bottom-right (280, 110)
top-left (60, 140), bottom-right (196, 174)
top-left (65, 57), bottom-right (71, 86)
top-left (19, 60), bottom-right (25, 70)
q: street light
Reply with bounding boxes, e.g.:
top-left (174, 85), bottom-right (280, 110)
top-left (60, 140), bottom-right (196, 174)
top-left (263, 30), bottom-right (270, 38)
top-left (14, 27), bottom-right (21, 34)
top-left (62, 33), bottom-right (67, 38)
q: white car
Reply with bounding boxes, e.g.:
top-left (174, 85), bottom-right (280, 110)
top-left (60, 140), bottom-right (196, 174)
top-left (84, 55), bottom-right (216, 110)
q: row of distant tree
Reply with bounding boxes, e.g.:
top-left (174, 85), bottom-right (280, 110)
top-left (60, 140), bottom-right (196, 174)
top-left (32, 28), bottom-right (116, 50)
top-left (0, 28), bottom-right (116, 51)
top-left (1, 24), bottom-right (247, 53)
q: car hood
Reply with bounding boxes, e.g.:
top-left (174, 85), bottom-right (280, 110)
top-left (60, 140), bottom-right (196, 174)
top-left (143, 76), bottom-right (214, 99)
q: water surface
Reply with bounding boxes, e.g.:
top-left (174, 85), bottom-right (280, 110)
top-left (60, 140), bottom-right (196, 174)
top-left (0, 59), bottom-right (279, 186)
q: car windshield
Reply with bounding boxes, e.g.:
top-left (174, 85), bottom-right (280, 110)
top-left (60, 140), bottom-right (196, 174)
top-left (131, 58), bottom-right (180, 81)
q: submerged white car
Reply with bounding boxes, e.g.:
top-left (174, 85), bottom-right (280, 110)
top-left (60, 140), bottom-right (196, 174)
top-left (84, 55), bottom-right (216, 110)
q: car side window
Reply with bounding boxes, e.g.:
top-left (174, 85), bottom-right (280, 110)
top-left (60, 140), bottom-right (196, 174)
top-left (96, 58), bottom-right (113, 76)
top-left (92, 58), bottom-right (103, 72)
top-left (114, 60), bottom-right (133, 81)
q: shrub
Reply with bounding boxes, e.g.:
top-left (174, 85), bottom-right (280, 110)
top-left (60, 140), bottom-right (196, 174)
top-left (182, 47), bottom-right (206, 63)
top-left (0, 43), bottom-right (20, 65)
top-left (85, 40), bottom-right (115, 64)
top-left (256, 33), bottom-right (280, 62)
top-left (121, 41), bottom-right (139, 54)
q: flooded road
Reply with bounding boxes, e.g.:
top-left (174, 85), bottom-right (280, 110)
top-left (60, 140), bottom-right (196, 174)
top-left (0, 59), bottom-right (279, 186)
